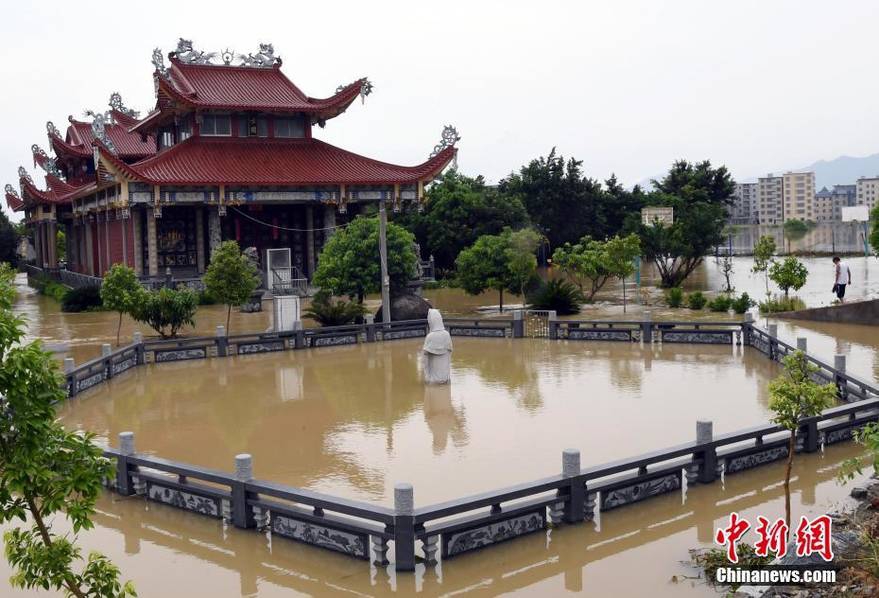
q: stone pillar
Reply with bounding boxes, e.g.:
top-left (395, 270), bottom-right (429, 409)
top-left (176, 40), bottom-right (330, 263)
top-left (231, 454), bottom-right (255, 529)
top-left (834, 354), bottom-right (848, 401)
top-left (393, 483), bottom-right (416, 571)
top-left (147, 209), bottom-right (158, 277)
top-left (562, 449), bottom-right (584, 524)
top-left (323, 205), bottom-right (336, 243)
top-left (796, 337), bottom-right (807, 352)
top-left (694, 420), bottom-right (717, 484)
top-left (207, 206), bottom-right (221, 261)
top-left (195, 207), bottom-right (206, 273)
top-left (305, 206), bottom-right (315, 277)
top-left (63, 357), bottom-right (75, 374)
top-left (116, 431), bottom-right (136, 496)
top-left (133, 210), bottom-right (143, 276)
top-left (32, 222), bottom-right (42, 267)
top-left (47, 221), bottom-right (57, 268)
top-left (104, 212), bottom-right (111, 269)
top-left (84, 220), bottom-right (94, 276)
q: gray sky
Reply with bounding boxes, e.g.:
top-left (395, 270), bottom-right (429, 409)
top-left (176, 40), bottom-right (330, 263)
top-left (3, 0), bottom-right (878, 220)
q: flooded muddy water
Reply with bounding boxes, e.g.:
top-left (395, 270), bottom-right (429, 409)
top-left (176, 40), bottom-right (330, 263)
top-left (59, 338), bottom-right (780, 505)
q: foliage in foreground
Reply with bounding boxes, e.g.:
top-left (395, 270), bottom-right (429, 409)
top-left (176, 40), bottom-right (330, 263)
top-left (129, 287), bottom-right (197, 339)
top-left (758, 295), bottom-right (806, 314)
top-left (303, 290), bottom-right (367, 327)
top-left (839, 422), bottom-right (879, 482)
top-left (527, 279), bottom-right (583, 315)
top-left (203, 241), bottom-right (260, 332)
top-left (0, 264), bottom-right (135, 597)
top-left (768, 351), bottom-right (836, 528)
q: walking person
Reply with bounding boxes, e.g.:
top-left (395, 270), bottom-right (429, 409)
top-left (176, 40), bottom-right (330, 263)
top-left (832, 256), bottom-right (851, 303)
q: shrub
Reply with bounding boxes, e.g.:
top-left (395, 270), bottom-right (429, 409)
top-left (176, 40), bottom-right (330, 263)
top-left (527, 279), bottom-right (583, 315)
top-left (196, 289), bottom-right (219, 305)
top-left (304, 290), bottom-right (367, 327)
top-left (130, 287), bottom-right (197, 338)
top-left (100, 264), bottom-right (141, 344)
top-left (730, 292), bottom-right (755, 314)
top-left (707, 295), bottom-right (732, 312)
top-left (758, 295), bottom-right (806, 314)
top-left (686, 291), bottom-right (707, 310)
top-left (62, 286), bottom-right (103, 313)
top-left (666, 287), bottom-right (684, 308)
top-left (32, 274), bottom-right (67, 303)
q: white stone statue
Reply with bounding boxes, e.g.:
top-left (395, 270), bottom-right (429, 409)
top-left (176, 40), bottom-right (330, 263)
top-left (422, 309), bottom-right (452, 384)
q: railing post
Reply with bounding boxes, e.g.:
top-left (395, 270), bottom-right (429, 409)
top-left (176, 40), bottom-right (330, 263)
top-left (512, 310), bottom-right (524, 338)
top-left (796, 337), bottom-right (807, 352)
top-left (116, 431), bottom-right (136, 496)
top-left (133, 331), bottom-right (144, 365)
top-left (393, 482), bottom-right (416, 572)
top-left (767, 324), bottom-right (778, 360)
top-left (231, 454), bottom-right (255, 529)
top-left (548, 310), bottom-right (558, 340)
top-left (365, 314), bottom-right (376, 343)
top-left (741, 313), bottom-right (753, 346)
top-left (102, 343), bottom-right (113, 379)
top-left (562, 449), bottom-right (584, 524)
top-left (63, 357), bottom-right (76, 397)
top-left (799, 416), bottom-right (820, 453)
top-left (834, 354), bottom-right (848, 401)
top-left (641, 310), bottom-right (653, 344)
top-left (216, 325), bottom-right (228, 357)
top-left (694, 421), bottom-right (717, 484)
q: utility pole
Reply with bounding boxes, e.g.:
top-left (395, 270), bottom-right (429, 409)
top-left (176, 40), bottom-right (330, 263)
top-left (379, 199), bottom-right (391, 322)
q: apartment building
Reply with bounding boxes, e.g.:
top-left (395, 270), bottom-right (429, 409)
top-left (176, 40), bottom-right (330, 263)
top-left (757, 174), bottom-right (783, 224)
top-left (856, 176), bottom-right (879, 211)
top-left (782, 171), bottom-right (816, 222)
top-left (729, 182), bottom-right (758, 224)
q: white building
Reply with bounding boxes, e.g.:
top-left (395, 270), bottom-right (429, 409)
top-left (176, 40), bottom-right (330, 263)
top-left (856, 176), bottom-right (879, 211)
top-left (729, 182), bottom-right (758, 224)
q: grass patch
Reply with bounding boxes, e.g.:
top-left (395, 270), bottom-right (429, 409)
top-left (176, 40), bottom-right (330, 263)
top-left (759, 295), bottom-right (806, 314)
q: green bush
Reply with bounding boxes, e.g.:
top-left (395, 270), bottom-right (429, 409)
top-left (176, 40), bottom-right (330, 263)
top-left (61, 286), bottom-right (103, 312)
top-left (130, 287), bottom-right (197, 338)
top-left (303, 290), bottom-right (367, 327)
top-left (32, 274), bottom-right (67, 303)
top-left (686, 291), bottom-right (707, 310)
top-left (730, 292), bottom-right (756, 314)
top-left (707, 295), bottom-right (732, 312)
top-left (196, 289), bottom-right (219, 305)
top-left (759, 295), bottom-right (806, 314)
top-left (666, 287), bottom-right (684, 308)
top-left (527, 279), bottom-right (584, 315)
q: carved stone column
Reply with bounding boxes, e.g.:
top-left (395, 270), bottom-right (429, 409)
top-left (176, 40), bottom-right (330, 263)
top-left (84, 220), bottom-right (94, 275)
top-left (147, 209), bottom-right (158, 276)
top-left (195, 207), bottom-right (206, 273)
top-left (324, 204), bottom-right (336, 244)
top-left (305, 206), bottom-right (315, 277)
top-left (132, 210), bottom-right (143, 276)
top-left (207, 207), bottom-right (221, 261)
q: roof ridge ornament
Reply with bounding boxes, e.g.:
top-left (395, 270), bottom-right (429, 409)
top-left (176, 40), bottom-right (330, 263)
top-left (108, 92), bottom-right (140, 119)
top-left (85, 110), bottom-right (117, 154)
top-left (4, 184), bottom-right (20, 199)
top-left (237, 43), bottom-right (280, 68)
top-left (46, 121), bottom-right (62, 139)
top-left (171, 38), bottom-right (217, 65)
top-left (17, 166), bottom-right (34, 187)
top-left (152, 48), bottom-right (168, 78)
top-left (430, 125), bottom-right (461, 159)
top-left (31, 145), bottom-right (62, 178)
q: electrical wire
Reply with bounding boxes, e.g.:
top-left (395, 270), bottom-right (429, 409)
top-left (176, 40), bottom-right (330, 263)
top-left (229, 206), bottom-right (350, 232)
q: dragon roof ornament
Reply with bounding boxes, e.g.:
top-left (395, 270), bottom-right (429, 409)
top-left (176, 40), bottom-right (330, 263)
top-left (151, 48), bottom-right (168, 78)
top-left (336, 79), bottom-right (374, 104)
top-left (108, 92), bottom-right (140, 118)
top-left (46, 121), bottom-right (62, 139)
top-left (31, 145), bottom-right (62, 178)
top-left (430, 125), bottom-right (461, 159)
top-left (85, 111), bottom-right (117, 154)
top-left (5, 184), bottom-right (20, 199)
top-left (17, 166), bottom-right (33, 186)
top-left (237, 43), bottom-right (280, 68)
top-left (154, 39), bottom-right (282, 70)
top-left (171, 38), bottom-right (216, 65)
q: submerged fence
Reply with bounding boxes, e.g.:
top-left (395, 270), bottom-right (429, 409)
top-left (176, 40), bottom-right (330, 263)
top-left (58, 317), bottom-right (879, 571)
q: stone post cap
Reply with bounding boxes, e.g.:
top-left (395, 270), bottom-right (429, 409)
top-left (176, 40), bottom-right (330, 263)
top-left (234, 454), bottom-right (253, 481)
top-left (513, 309), bottom-right (524, 320)
top-left (216, 325), bottom-right (226, 337)
top-left (768, 324), bottom-right (778, 337)
top-left (547, 310), bottom-right (557, 320)
top-left (696, 421), bottom-right (713, 444)
top-left (642, 309), bottom-right (652, 321)
top-left (133, 331), bottom-right (143, 344)
top-left (394, 483), bottom-right (414, 516)
top-left (796, 338), bottom-right (807, 352)
top-left (101, 343), bottom-right (112, 357)
top-left (834, 354), bottom-right (847, 372)
top-left (63, 357), bottom-right (75, 373)
top-left (119, 431), bottom-right (135, 456)
top-left (562, 449), bottom-right (580, 477)
top-left (365, 314), bottom-right (375, 325)
top-left (743, 312), bottom-right (754, 322)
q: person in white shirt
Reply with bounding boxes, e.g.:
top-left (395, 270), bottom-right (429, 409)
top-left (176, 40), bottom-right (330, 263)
top-left (832, 256), bottom-right (851, 302)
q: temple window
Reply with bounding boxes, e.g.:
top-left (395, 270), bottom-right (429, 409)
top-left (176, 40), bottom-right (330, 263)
top-left (237, 115), bottom-right (268, 137)
top-left (178, 119), bottom-right (193, 142)
top-left (274, 117), bottom-right (305, 138)
top-left (159, 130), bottom-right (174, 149)
top-left (201, 114), bottom-right (231, 136)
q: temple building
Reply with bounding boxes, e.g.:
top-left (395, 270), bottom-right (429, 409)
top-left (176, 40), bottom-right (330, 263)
top-left (6, 39), bottom-right (458, 285)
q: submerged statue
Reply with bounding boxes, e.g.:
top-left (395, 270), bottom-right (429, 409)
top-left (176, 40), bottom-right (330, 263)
top-left (422, 309), bottom-right (452, 384)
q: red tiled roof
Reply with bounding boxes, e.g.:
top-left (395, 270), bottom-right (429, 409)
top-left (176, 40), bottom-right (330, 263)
top-left (97, 136), bottom-right (456, 186)
top-left (15, 169), bottom-right (96, 209)
top-left (5, 188), bottom-right (23, 211)
top-left (67, 119), bottom-right (155, 159)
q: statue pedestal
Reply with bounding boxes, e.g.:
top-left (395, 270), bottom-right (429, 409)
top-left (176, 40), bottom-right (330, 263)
top-left (273, 295), bottom-right (301, 332)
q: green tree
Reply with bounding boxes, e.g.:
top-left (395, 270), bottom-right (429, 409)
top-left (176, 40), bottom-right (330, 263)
top-left (100, 265), bottom-right (141, 346)
top-left (313, 216), bottom-right (417, 303)
top-left (769, 256), bottom-right (808, 298)
top-left (397, 170), bottom-right (529, 274)
top-left (203, 241), bottom-right (260, 332)
top-left (752, 235), bottom-right (776, 298)
top-left (870, 204), bottom-right (879, 256)
top-left (633, 160), bottom-right (734, 287)
top-left (0, 211), bottom-right (19, 266)
top-left (56, 229), bottom-right (66, 263)
top-left (768, 351), bottom-right (836, 528)
top-left (455, 229), bottom-right (538, 312)
top-left (552, 234), bottom-right (641, 302)
top-left (0, 263), bottom-right (135, 597)
top-left (130, 287), bottom-right (197, 339)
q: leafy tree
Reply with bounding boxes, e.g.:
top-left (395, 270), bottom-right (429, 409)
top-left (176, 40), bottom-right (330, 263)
top-left (768, 351), bottom-right (836, 528)
top-left (552, 234), bottom-right (640, 302)
top-left (313, 216), bottom-right (417, 303)
top-left (100, 265), bottom-right (141, 345)
top-left (130, 287), bottom-right (197, 338)
top-left (456, 229), bottom-right (538, 312)
top-left (0, 211), bottom-right (19, 266)
top-left (633, 160), bottom-right (734, 287)
top-left (870, 204), bottom-right (879, 256)
top-left (56, 229), bottom-right (66, 263)
top-left (0, 263), bottom-right (135, 597)
top-left (769, 256), bottom-right (808, 298)
top-left (752, 235), bottom-right (776, 298)
top-left (720, 255), bottom-right (735, 294)
top-left (303, 290), bottom-right (366, 327)
top-left (397, 170), bottom-right (529, 274)
top-left (203, 241), bottom-right (260, 332)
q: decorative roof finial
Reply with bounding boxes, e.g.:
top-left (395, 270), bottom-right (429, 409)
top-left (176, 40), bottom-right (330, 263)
top-left (171, 38), bottom-right (216, 65)
top-left (31, 145), bottom-right (62, 178)
top-left (108, 92), bottom-right (140, 118)
top-left (5, 184), bottom-right (20, 199)
top-left (221, 48), bottom-right (235, 66)
top-left (46, 121), bottom-right (62, 139)
top-left (359, 79), bottom-right (374, 104)
top-left (430, 125), bottom-right (461, 159)
top-left (17, 166), bottom-right (33, 186)
top-left (85, 111), bottom-right (117, 154)
top-left (237, 43), bottom-right (280, 68)
top-left (151, 48), bottom-right (168, 77)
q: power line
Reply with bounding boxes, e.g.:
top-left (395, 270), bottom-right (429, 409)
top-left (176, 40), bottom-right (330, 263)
top-left (229, 206), bottom-right (350, 232)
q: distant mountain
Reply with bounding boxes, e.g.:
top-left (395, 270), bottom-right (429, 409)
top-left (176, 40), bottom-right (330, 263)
top-left (743, 153), bottom-right (879, 188)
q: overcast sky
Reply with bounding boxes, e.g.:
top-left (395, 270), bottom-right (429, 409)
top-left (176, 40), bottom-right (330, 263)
top-left (3, 0), bottom-right (878, 220)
